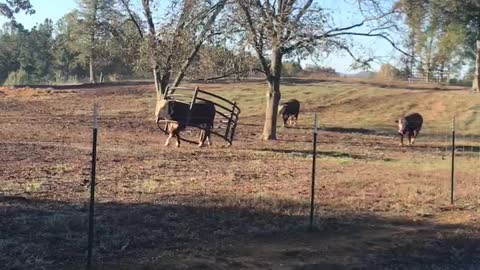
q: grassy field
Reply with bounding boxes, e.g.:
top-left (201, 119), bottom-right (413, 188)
top-left (1, 78), bottom-right (480, 269)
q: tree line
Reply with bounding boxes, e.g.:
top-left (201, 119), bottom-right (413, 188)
top-left (396, 0), bottom-right (480, 82)
top-left (0, 0), bottom-right (257, 85)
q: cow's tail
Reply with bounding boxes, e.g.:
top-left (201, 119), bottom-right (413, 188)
top-left (278, 104), bottom-right (286, 115)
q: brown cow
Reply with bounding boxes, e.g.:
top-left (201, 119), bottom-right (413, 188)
top-left (155, 97), bottom-right (215, 147)
top-left (395, 113), bottom-right (423, 146)
top-left (278, 99), bottom-right (300, 127)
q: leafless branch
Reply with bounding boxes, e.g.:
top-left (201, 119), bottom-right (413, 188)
top-left (119, 0), bottom-right (144, 39)
top-left (239, 2), bottom-right (271, 78)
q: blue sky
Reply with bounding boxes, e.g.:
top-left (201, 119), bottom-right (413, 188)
top-left (0, 0), bottom-right (401, 74)
top-left (0, 0), bottom-right (77, 28)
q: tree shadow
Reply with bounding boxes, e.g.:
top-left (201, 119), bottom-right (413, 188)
top-left (2, 194), bottom-right (478, 269)
top-left (321, 126), bottom-right (392, 136)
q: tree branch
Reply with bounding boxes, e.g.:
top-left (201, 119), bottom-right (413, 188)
top-left (195, 68), bottom-right (251, 81)
top-left (239, 2), bottom-right (271, 79)
top-left (324, 31), bottom-right (411, 57)
top-left (172, 0), bottom-right (227, 87)
top-left (119, 0), bottom-right (144, 39)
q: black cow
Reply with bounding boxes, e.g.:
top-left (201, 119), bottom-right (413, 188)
top-left (395, 112), bottom-right (423, 146)
top-left (278, 99), bottom-right (300, 127)
top-left (155, 97), bottom-right (215, 147)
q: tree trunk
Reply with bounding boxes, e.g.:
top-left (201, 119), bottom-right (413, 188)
top-left (473, 40), bottom-right (480, 92)
top-left (262, 79), bottom-right (281, 140)
top-left (152, 67), bottom-right (160, 98)
top-left (88, 0), bottom-right (98, 84)
top-left (89, 59), bottom-right (95, 83)
top-left (142, 0), bottom-right (160, 95)
top-left (262, 48), bottom-right (282, 140)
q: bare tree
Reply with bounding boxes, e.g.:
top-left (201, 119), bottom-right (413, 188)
top-left (188, 46), bottom-right (257, 82)
top-left (233, 0), bottom-right (404, 140)
top-left (120, 0), bottom-right (227, 98)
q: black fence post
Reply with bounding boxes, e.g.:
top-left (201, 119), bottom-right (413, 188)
top-left (186, 87), bottom-right (199, 127)
top-left (87, 104), bottom-right (98, 269)
top-left (309, 113), bottom-right (318, 231)
top-left (450, 113), bottom-right (455, 205)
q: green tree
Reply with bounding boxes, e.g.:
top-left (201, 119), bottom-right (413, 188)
top-left (397, 0), bottom-right (476, 81)
top-left (54, 11), bottom-right (85, 81)
top-left (0, 0), bottom-right (34, 19)
top-left (0, 23), bottom-right (21, 83)
top-left (0, 20), bottom-right (55, 84)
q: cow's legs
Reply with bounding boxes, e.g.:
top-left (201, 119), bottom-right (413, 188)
top-left (175, 130), bottom-right (181, 147)
top-left (206, 129), bottom-right (212, 146)
top-left (198, 128), bottom-right (212, 147)
top-left (410, 130), bottom-right (418, 144)
top-left (399, 134), bottom-right (404, 146)
top-left (408, 132), bottom-right (413, 145)
top-left (165, 123), bottom-right (180, 147)
top-left (165, 132), bottom-right (173, 146)
top-left (293, 114), bottom-right (298, 126)
top-left (283, 114), bottom-right (290, 127)
top-left (198, 130), bottom-right (205, 147)
top-left (164, 122), bottom-right (169, 134)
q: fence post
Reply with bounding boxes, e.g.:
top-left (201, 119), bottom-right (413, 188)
top-left (225, 102), bottom-right (238, 146)
top-left (186, 87), bottom-right (199, 127)
top-left (450, 113), bottom-right (455, 205)
top-left (87, 103), bottom-right (98, 269)
top-left (309, 113), bottom-right (318, 231)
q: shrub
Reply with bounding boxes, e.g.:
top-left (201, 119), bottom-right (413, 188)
top-left (3, 69), bottom-right (31, 85)
top-left (376, 64), bottom-right (402, 80)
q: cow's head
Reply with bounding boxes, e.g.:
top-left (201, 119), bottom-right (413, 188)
top-left (395, 117), bottom-right (408, 135)
top-left (155, 96), bottom-right (173, 124)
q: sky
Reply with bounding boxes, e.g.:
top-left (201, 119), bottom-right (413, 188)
top-left (0, 0), bottom-right (402, 74)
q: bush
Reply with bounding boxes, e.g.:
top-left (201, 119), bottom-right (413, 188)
top-left (449, 78), bottom-right (472, 87)
top-left (282, 62), bottom-right (303, 76)
top-left (376, 64), bottom-right (402, 80)
top-left (302, 65), bottom-right (338, 77)
top-left (3, 69), bottom-right (31, 85)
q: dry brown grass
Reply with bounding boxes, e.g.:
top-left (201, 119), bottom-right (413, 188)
top-left (1, 79), bottom-right (480, 269)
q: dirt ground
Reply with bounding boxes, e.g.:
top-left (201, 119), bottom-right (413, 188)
top-left (1, 81), bottom-right (480, 270)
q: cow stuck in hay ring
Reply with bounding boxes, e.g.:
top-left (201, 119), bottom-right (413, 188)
top-left (154, 86), bottom-right (240, 147)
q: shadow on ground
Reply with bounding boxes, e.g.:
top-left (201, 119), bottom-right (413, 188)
top-left (1, 195), bottom-right (479, 270)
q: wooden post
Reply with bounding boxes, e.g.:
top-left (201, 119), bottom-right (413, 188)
top-left (87, 103), bottom-right (98, 269)
top-left (309, 113), bottom-right (318, 231)
top-left (473, 41), bottom-right (480, 92)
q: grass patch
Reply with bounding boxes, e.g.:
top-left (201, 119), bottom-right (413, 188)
top-left (23, 181), bottom-right (42, 193)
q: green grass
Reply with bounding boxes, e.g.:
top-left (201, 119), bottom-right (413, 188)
top-left (24, 181), bottom-right (42, 193)
top-left (176, 79), bottom-right (480, 135)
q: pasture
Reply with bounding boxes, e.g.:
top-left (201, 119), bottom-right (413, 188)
top-left (1, 79), bottom-right (480, 269)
